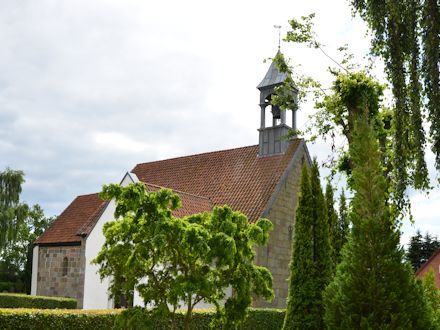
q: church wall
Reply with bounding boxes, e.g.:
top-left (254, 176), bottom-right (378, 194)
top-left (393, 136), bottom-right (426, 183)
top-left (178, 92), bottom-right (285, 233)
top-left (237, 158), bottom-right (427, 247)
top-left (83, 172), bottom-right (135, 309)
top-left (83, 199), bottom-right (116, 309)
top-left (254, 144), bottom-right (307, 308)
top-left (36, 242), bottom-right (86, 308)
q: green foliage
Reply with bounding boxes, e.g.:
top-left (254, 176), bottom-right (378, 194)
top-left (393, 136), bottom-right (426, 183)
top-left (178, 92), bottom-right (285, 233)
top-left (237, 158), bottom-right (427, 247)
top-left (324, 114), bottom-right (433, 329)
top-left (278, 12), bottom-right (435, 217)
top-left (406, 230), bottom-right (440, 271)
top-left (0, 205), bottom-right (54, 294)
top-left (116, 308), bottom-right (285, 330)
top-left (0, 168), bottom-right (28, 250)
top-left (350, 0), bottom-right (438, 187)
top-left (422, 269), bottom-right (440, 328)
top-left (283, 162), bottom-right (332, 330)
top-left (0, 308), bottom-right (284, 330)
top-left (325, 183), bottom-right (338, 271)
top-left (0, 308), bottom-right (118, 330)
top-left (421, 0), bottom-right (440, 172)
top-left (0, 293), bottom-right (76, 309)
top-left (314, 71), bottom-right (388, 179)
top-left (93, 183), bottom-right (273, 330)
top-left (335, 189), bottom-right (350, 264)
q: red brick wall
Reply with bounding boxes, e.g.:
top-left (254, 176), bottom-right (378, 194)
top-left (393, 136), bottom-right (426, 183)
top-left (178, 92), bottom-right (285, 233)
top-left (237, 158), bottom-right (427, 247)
top-left (416, 251), bottom-right (440, 289)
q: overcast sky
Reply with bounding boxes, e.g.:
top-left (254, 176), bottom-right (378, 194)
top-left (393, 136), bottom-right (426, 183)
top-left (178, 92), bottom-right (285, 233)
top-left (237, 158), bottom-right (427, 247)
top-left (1, 0), bottom-right (438, 244)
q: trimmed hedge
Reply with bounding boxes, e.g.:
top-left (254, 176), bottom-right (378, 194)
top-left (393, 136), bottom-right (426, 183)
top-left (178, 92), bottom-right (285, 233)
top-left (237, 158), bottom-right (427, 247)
top-left (115, 308), bottom-right (285, 329)
top-left (0, 293), bottom-right (77, 309)
top-left (0, 309), bottom-right (120, 330)
top-left (0, 308), bottom-right (285, 330)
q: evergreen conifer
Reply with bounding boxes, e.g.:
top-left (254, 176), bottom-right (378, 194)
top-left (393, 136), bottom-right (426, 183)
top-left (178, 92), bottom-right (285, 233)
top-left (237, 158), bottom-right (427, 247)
top-left (335, 189), bottom-right (349, 264)
top-left (324, 115), bottom-right (433, 329)
top-left (283, 161), bottom-right (332, 330)
top-left (325, 184), bottom-right (338, 271)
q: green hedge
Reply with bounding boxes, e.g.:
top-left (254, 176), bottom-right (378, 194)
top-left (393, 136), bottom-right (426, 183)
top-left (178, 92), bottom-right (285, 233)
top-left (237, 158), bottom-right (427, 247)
top-left (0, 309), bottom-right (119, 330)
top-left (0, 308), bottom-right (285, 330)
top-left (0, 293), bottom-right (77, 309)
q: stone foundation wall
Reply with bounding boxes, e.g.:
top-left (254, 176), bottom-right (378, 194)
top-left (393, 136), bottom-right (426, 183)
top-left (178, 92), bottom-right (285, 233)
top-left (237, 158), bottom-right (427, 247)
top-left (254, 146), bottom-right (307, 308)
top-left (36, 242), bottom-right (86, 308)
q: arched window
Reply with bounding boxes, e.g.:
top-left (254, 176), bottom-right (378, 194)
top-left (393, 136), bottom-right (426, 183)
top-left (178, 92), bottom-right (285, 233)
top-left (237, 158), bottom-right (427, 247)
top-left (62, 257), bottom-right (68, 276)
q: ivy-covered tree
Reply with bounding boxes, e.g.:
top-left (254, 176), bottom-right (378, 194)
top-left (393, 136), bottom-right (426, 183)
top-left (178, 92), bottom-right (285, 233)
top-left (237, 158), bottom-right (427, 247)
top-left (0, 168), bottom-right (28, 250)
top-left (407, 230), bottom-right (440, 271)
top-left (324, 113), bottom-right (433, 328)
top-left (325, 183), bottom-right (338, 271)
top-left (93, 183), bottom-right (274, 330)
top-left (283, 161), bottom-right (331, 330)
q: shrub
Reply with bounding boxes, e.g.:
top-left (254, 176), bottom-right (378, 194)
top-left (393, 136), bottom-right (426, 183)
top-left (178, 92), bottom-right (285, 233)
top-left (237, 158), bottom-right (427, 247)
top-left (0, 307), bottom-right (285, 330)
top-left (0, 308), bottom-right (119, 330)
top-left (116, 308), bottom-right (285, 329)
top-left (0, 293), bottom-right (77, 309)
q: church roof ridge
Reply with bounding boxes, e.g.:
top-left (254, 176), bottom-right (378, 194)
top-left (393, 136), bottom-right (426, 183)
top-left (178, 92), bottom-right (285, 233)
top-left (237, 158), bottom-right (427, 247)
top-left (134, 144), bottom-right (259, 168)
top-left (143, 181), bottom-right (212, 202)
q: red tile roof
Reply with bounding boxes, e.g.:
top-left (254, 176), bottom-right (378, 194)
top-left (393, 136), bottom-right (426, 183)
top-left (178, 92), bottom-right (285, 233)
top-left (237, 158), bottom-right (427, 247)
top-left (36, 139), bottom-right (303, 244)
top-left (132, 140), bottom-right (302, 222)
top-left (35, 187), bottom-right (213, 245)
top-left (35, 193), bottom-right (107, 245)
top-left (144, 183), bottom-right (213, 218)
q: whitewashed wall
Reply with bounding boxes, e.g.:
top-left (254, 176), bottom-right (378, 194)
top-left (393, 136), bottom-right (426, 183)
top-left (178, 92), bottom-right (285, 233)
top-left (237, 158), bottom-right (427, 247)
top-left (82, 173), bottom-right (135, 309)
top-left (30, 245), bottom-right (39, 295)
top-left (83, 172), bottom-right (230, 310)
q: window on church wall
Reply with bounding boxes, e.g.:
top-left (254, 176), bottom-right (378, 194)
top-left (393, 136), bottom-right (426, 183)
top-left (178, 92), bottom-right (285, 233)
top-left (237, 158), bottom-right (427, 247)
top-left (62, 257), bottom-right (68, 276)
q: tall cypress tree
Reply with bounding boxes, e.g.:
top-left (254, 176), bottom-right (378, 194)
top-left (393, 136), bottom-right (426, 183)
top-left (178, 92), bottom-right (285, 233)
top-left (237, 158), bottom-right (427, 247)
top-left (324, 114), bottom-right (433, 329)
top-left (325, 183), bottom-right (338, 271)
top-left (335, 189), bottom-right (350, 264)
top-left (283, 161), bottom-right (331, 330)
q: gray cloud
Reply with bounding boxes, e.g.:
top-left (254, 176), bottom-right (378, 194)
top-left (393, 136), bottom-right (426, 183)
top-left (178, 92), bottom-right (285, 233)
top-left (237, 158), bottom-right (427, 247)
top-left (3, 0), bottom-right (434, 246)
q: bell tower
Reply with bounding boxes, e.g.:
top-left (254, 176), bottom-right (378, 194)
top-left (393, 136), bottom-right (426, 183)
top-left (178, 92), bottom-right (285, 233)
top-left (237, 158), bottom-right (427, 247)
top-left (257, 52), bottom-right (298, 156)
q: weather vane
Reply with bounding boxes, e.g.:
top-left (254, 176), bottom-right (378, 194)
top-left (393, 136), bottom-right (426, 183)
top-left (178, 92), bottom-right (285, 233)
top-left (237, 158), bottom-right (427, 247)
top-left (274, 25), bottom-right (282, 50)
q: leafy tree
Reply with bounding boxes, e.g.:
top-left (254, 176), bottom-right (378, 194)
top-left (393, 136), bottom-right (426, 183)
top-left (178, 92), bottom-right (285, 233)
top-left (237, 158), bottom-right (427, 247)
top-left (283, 161), bottom-right (331, 330)
top-left (325, 183), bottom-right (338, 271)
top-left (324, 113), bottom-right (433, 329)
top-left (351, 0), bottom-right (439, 193)
top-left (0, 168), bottom-right (28, 249)
top-left (0, 204), bottom-right (53, 293)
top-left (93, 183), bottom-right (274, 330)
top-left (407, 230), bottom-right (440, 271)
top-left (274, 12), bottom-right (437, 216)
